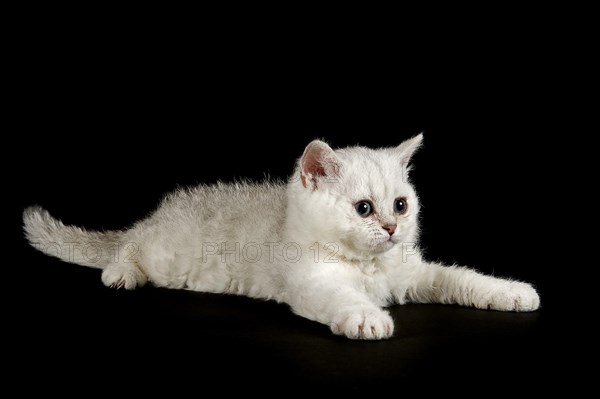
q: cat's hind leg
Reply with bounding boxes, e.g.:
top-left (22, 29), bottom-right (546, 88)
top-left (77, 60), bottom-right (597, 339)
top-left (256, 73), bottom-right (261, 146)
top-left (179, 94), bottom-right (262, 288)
top-left (101, 261), bottom-right (148, 290)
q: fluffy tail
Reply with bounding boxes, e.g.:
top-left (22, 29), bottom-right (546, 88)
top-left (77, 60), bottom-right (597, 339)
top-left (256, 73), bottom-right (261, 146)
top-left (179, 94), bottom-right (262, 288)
top-left (23, 206), bottom-right (124, 269)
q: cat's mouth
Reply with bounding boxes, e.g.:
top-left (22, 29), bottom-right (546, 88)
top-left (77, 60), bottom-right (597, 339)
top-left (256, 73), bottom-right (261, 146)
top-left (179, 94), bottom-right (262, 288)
top-left (370, 237), bottom-right (396, 252)
top-left (358, 233), bottom-right (401, 254)
top-left (370, 234), bottom-right (404, 252)
top-left (389, 235), bottom-right (402, 244)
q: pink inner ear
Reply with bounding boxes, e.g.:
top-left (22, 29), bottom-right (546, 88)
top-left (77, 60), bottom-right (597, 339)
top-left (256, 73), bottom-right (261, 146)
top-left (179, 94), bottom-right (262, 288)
top-left (301, 143), bottom-right (333, 189)
top-left (302, 151), bottom-right (327, 177)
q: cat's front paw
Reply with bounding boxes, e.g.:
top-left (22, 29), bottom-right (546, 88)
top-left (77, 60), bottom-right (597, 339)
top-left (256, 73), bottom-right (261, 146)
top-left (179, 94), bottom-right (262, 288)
top-left (331, 309), bottom-right (394, 340)
top-left (479, 281), bottom-right (540, 312)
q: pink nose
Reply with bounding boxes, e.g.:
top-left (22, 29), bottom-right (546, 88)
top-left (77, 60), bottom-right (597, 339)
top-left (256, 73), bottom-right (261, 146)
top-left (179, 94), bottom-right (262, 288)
top-left (383, 224), bottom-right (397, 235)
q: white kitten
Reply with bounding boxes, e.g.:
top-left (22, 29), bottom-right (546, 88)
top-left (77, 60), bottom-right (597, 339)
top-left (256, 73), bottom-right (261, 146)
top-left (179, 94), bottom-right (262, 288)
top-left (23, 135), bottom-right (540, 340)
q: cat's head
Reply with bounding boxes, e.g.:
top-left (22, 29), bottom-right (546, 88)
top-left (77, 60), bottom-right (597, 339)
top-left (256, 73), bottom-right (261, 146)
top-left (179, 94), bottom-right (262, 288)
top-left (288, 135), bottom-right (422, 260)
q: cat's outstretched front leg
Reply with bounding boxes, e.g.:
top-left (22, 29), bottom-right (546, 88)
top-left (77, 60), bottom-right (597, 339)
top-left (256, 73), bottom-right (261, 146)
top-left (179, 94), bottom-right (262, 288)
top-left (406, 262), bottom-right (540, 311)
top-left (284, 280), bottom-right (394, 340)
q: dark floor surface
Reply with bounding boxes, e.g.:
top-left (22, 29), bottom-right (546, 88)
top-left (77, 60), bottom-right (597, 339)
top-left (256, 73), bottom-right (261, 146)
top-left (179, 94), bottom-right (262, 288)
top-left (8, 243), bottom-right (561, 394)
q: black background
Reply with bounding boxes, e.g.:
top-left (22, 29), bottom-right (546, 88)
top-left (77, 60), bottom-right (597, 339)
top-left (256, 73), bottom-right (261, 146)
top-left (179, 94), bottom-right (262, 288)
top-left (7, 15), bottom-right (572, 394)
top-left (13, 80), bottom-right (556, 300)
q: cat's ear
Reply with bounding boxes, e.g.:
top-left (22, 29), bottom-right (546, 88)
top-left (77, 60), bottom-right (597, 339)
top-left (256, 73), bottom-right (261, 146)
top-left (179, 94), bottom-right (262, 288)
top-left (394, 133), bottom-right (423, 166)
top-left (300, 140), bottom-right (341, 190)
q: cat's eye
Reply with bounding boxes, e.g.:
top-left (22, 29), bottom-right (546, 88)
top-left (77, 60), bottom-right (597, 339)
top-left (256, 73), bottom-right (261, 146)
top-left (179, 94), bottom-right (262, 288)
top-left (394, 198), bottom-right (408, 215)
top-left (355, 201), bottom-right (373, 217)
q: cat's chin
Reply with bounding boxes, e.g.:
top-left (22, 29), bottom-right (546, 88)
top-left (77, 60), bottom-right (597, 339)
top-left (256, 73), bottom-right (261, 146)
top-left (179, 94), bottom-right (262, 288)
top-left (343, 239), bottom-right (395, 258)
top-left (370, 239), bottom-right (396, 253)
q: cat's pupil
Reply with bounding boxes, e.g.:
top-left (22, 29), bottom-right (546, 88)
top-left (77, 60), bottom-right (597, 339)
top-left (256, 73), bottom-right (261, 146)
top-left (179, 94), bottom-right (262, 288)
top-left (394, 198), bottom-right (407, 214)
top-left (355, 201), bottom-right (372, 217)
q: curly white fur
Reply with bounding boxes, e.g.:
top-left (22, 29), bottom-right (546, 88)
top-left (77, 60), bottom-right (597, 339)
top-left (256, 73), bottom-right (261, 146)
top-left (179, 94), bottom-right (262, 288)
top-left (23, 134), bottom-right (540, 339)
